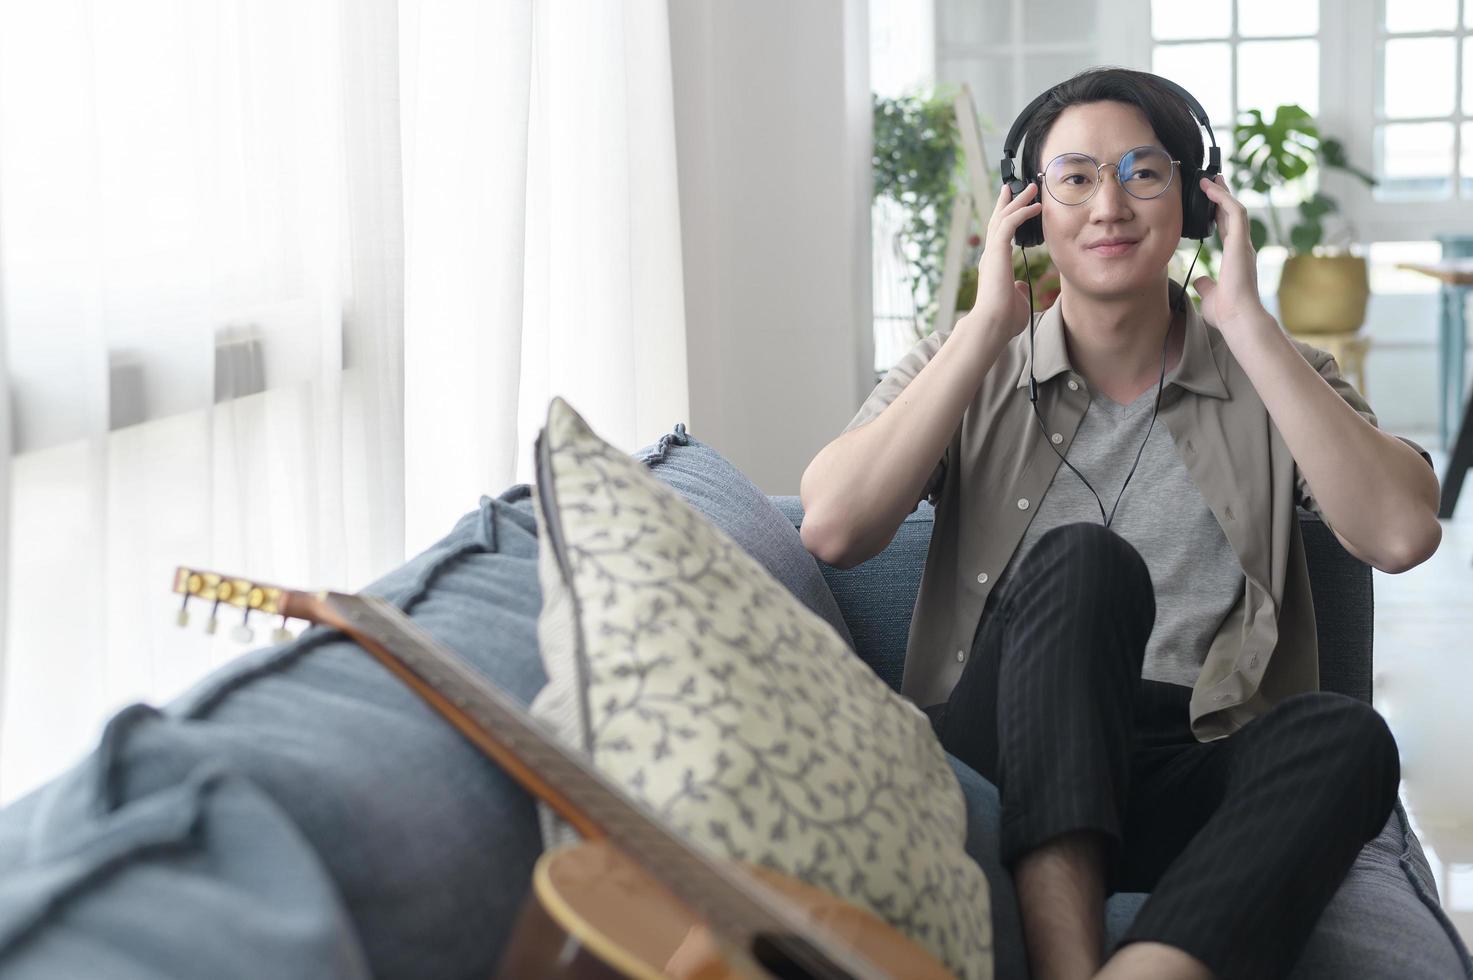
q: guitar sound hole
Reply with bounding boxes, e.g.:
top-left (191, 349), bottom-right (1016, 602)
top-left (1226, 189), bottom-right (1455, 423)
top-left (750, 933), bottom-right (855, 980)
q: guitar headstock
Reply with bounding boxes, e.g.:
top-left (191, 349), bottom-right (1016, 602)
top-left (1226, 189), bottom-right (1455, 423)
top-left (172, 566), bottom-right (301, 645)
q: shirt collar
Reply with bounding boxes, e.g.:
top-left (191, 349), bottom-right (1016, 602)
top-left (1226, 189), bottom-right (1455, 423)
top-left (1014, 278), bottom-right (1230, 399)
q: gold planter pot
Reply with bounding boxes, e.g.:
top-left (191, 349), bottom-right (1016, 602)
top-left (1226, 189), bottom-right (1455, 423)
top-left (1276, 253), bottom-right (1370, 334)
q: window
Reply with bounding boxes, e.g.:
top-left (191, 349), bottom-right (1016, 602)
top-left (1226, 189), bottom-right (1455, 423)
top-left (1374, 0), bottom-right (1467, 200)
top-left (1150, 0), bottom-right (1321, 210)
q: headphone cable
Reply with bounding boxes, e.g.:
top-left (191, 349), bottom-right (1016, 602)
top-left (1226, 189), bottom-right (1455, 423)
top-left (1023, 240), bottom-right (1204, 529)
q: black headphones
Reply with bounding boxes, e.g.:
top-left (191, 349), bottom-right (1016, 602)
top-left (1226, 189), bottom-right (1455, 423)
top-left (999, 73), bottom-right (1222, 247)
top-left (1001, 72), bottom-right (1219, 529)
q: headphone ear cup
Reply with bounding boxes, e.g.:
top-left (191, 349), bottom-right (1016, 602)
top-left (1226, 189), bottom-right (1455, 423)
top-left (1181, 166), bottom-right (1218, 240)
top-left (1011, 177), bottom-right (1046, 248)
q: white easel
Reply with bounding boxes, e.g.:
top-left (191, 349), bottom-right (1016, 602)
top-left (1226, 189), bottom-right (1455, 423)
top-left (931, 84), bottom-right (1001, 337)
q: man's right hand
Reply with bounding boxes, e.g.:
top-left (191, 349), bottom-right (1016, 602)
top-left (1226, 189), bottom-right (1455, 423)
top-left (968, 181), bottom-right (1045, 339)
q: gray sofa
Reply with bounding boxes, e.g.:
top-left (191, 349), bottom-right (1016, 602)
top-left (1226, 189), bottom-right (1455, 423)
top-left (0, 426), bottom-right (1467, 979)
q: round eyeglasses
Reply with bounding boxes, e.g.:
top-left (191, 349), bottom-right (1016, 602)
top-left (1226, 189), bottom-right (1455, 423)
top-left (1039, 145), bottom-right (1180, 206)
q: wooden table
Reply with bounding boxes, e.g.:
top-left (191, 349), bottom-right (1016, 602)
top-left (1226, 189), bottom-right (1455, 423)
top-left (1398, 259), bottom-right (1473, 518)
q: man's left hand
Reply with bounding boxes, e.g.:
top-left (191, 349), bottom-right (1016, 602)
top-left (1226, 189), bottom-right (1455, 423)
top-left (1190, 174), bottom-right (1273, 337)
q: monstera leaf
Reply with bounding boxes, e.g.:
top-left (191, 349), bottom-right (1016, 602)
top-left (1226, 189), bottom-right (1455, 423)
top-left (1228, 104), bottom-right (1377, 255)
top-left (1233, 105), bottom-right (1319, 192)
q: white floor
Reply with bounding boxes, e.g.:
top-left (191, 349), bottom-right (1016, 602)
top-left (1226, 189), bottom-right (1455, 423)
top-left (1373, 441), bottom-right (1473, 948)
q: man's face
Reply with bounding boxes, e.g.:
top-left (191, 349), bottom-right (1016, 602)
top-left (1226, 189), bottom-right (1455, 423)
top-left (1035, 100), bottom-right (1184, 300)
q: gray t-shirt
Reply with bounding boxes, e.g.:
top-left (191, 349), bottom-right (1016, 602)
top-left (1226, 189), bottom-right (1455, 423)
top-left (999, 383), bottom-right (1245, 689)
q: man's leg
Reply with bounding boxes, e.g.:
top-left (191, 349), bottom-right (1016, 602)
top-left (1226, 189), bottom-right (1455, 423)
top-left (1111, 691), bottom-right (1401, 980)
top-left (936, 522), bottom-right (1156, 980)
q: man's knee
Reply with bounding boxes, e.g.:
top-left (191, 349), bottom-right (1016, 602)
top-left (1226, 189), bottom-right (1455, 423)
top-left (1254, 692), bottom-right (1401, 830)
top-left (1020, 522), bottom-right (1152, 604)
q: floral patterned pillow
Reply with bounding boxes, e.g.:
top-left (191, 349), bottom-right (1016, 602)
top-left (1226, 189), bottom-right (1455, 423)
top-left (530, 396), bottom-right (992, 979)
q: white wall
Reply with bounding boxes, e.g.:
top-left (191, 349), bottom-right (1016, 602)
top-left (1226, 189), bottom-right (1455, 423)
top-left (668, 0), bottom-right (873, 495)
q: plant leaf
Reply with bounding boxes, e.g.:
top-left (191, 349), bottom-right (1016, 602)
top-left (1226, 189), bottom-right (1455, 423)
top-left (1290, 220), bottom-right (1322, 254)
top-left (1249, 217), bottom-right (1270, 251)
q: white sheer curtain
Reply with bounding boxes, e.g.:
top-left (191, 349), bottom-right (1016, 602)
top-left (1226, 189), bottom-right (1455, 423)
top-left (0, 0), bottom-right (689, 803)
top-left (400, 0), bottom-right (688, 553)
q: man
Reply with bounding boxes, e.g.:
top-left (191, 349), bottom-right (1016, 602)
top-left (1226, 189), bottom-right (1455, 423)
top-left (799, 68), bottom-right (1440, 980)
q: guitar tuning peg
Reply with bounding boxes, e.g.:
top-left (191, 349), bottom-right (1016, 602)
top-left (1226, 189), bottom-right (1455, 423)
top-left (231, 606), bottom-right (254, 644)
top-left (205, 596), bottom-right (223, 634)
top-left (271, 614), bottom-right (293, 645)
top-left (176, 593), bottom-right (190, 628)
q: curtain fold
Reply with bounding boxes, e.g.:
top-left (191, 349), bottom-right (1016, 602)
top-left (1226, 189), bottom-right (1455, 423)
top-left (401, 0), bottom-right (688, 554)
top-left (0, 0), bottom-right (688, 803)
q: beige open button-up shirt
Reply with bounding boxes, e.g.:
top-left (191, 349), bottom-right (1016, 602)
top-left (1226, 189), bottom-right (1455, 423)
top-left (843, 281), bottom-right (1430, 742)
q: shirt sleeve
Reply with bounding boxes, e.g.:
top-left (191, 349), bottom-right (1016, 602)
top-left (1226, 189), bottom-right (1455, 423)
top-left (1289, 339), bottom-right (1435, 520)
top-left (842, 330), bottom-right (954, 512)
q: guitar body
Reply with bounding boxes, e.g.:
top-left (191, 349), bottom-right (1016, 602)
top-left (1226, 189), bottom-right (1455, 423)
top-left (497, 839), bottom-right (954, 980)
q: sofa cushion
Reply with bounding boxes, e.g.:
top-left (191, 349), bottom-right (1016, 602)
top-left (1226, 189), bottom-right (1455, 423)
top-left (0, 492), bottom-right (549, 980)
top-left (531, 396), bottom-right (993, 978)
top-left (0, 718), bottom-right (370, 980)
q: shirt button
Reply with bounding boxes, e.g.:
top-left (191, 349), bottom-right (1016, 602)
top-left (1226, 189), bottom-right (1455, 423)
top-left (1067, 380), bottom-right (1080, 391)
top-left (1051, 432), bottom-right (1063, 445)
top-left (956, 649), bottom-right (966, 662)
top-left (1225, 506), bottom-right (1236, 521)
top-left (1185, 439), bottom-right (1196, 454)
top-left (976, 572), bottom-right (989, 584)
top-left (1017, 498), bottom-right (1030, 510)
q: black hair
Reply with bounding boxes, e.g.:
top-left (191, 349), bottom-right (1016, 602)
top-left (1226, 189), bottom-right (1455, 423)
top-left (1019, 66), bottom-right (1206, 209)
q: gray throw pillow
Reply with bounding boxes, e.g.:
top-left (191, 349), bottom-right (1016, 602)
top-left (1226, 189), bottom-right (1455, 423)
top-left (635, 423), bottom-right (856, 652)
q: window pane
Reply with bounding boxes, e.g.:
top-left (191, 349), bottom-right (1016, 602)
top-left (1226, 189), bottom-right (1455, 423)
top-left (937, 0), bottom-right (1011, 46)
top-left (1023, 53), bottom-right (1091, 106)
top-left (1238, 40), bottom-right (1319, 118)
top-left (1465, 37), bottom-right (1473, 114)
top-left (1153, 43), bottom-right (1232, 123)
top-left (1374, 122), bottom-right (1454, 200)
top-left (1238, 0), bottom-right (1316, 37)
top-left (944, 55), bottom-right (1014, 136)
top-left (1386, 0), bottom-right (1457, 33)
top-left (1383, 38), bottom-right (1456, 118)
top-left (871, 0), bottom-right (940, 98)
top-left (1463, 122), bottom-right (1473, 198)
top-left (1025, 0), bottom-right (1094, 44)
top-left (1151, 0), bottom-right (1229, 40)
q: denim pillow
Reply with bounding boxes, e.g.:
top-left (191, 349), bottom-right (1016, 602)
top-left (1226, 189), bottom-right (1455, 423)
top-left (636, 424), bottom-right (856, 652)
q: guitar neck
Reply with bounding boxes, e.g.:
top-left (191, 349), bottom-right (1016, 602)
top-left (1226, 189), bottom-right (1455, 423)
top-left (285, 590), bottom-right (884, 980)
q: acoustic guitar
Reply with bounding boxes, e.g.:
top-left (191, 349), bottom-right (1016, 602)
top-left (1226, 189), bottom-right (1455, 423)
top-left (172, 567), bottom-right (957, 980)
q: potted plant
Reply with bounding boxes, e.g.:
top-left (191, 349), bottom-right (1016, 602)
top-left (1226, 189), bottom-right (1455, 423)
top-left (873, 88), bottom-right (1058, 335)
top-left (1229, 104), bottom-right (1378, 334)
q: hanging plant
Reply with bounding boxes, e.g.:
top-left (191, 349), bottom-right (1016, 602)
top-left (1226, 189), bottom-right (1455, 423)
top-left (873, 87), bottom-right (1060, 331)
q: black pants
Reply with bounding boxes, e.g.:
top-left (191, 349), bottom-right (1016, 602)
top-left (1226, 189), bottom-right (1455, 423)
top-left (929, 522), bottom-right (1401, 980)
